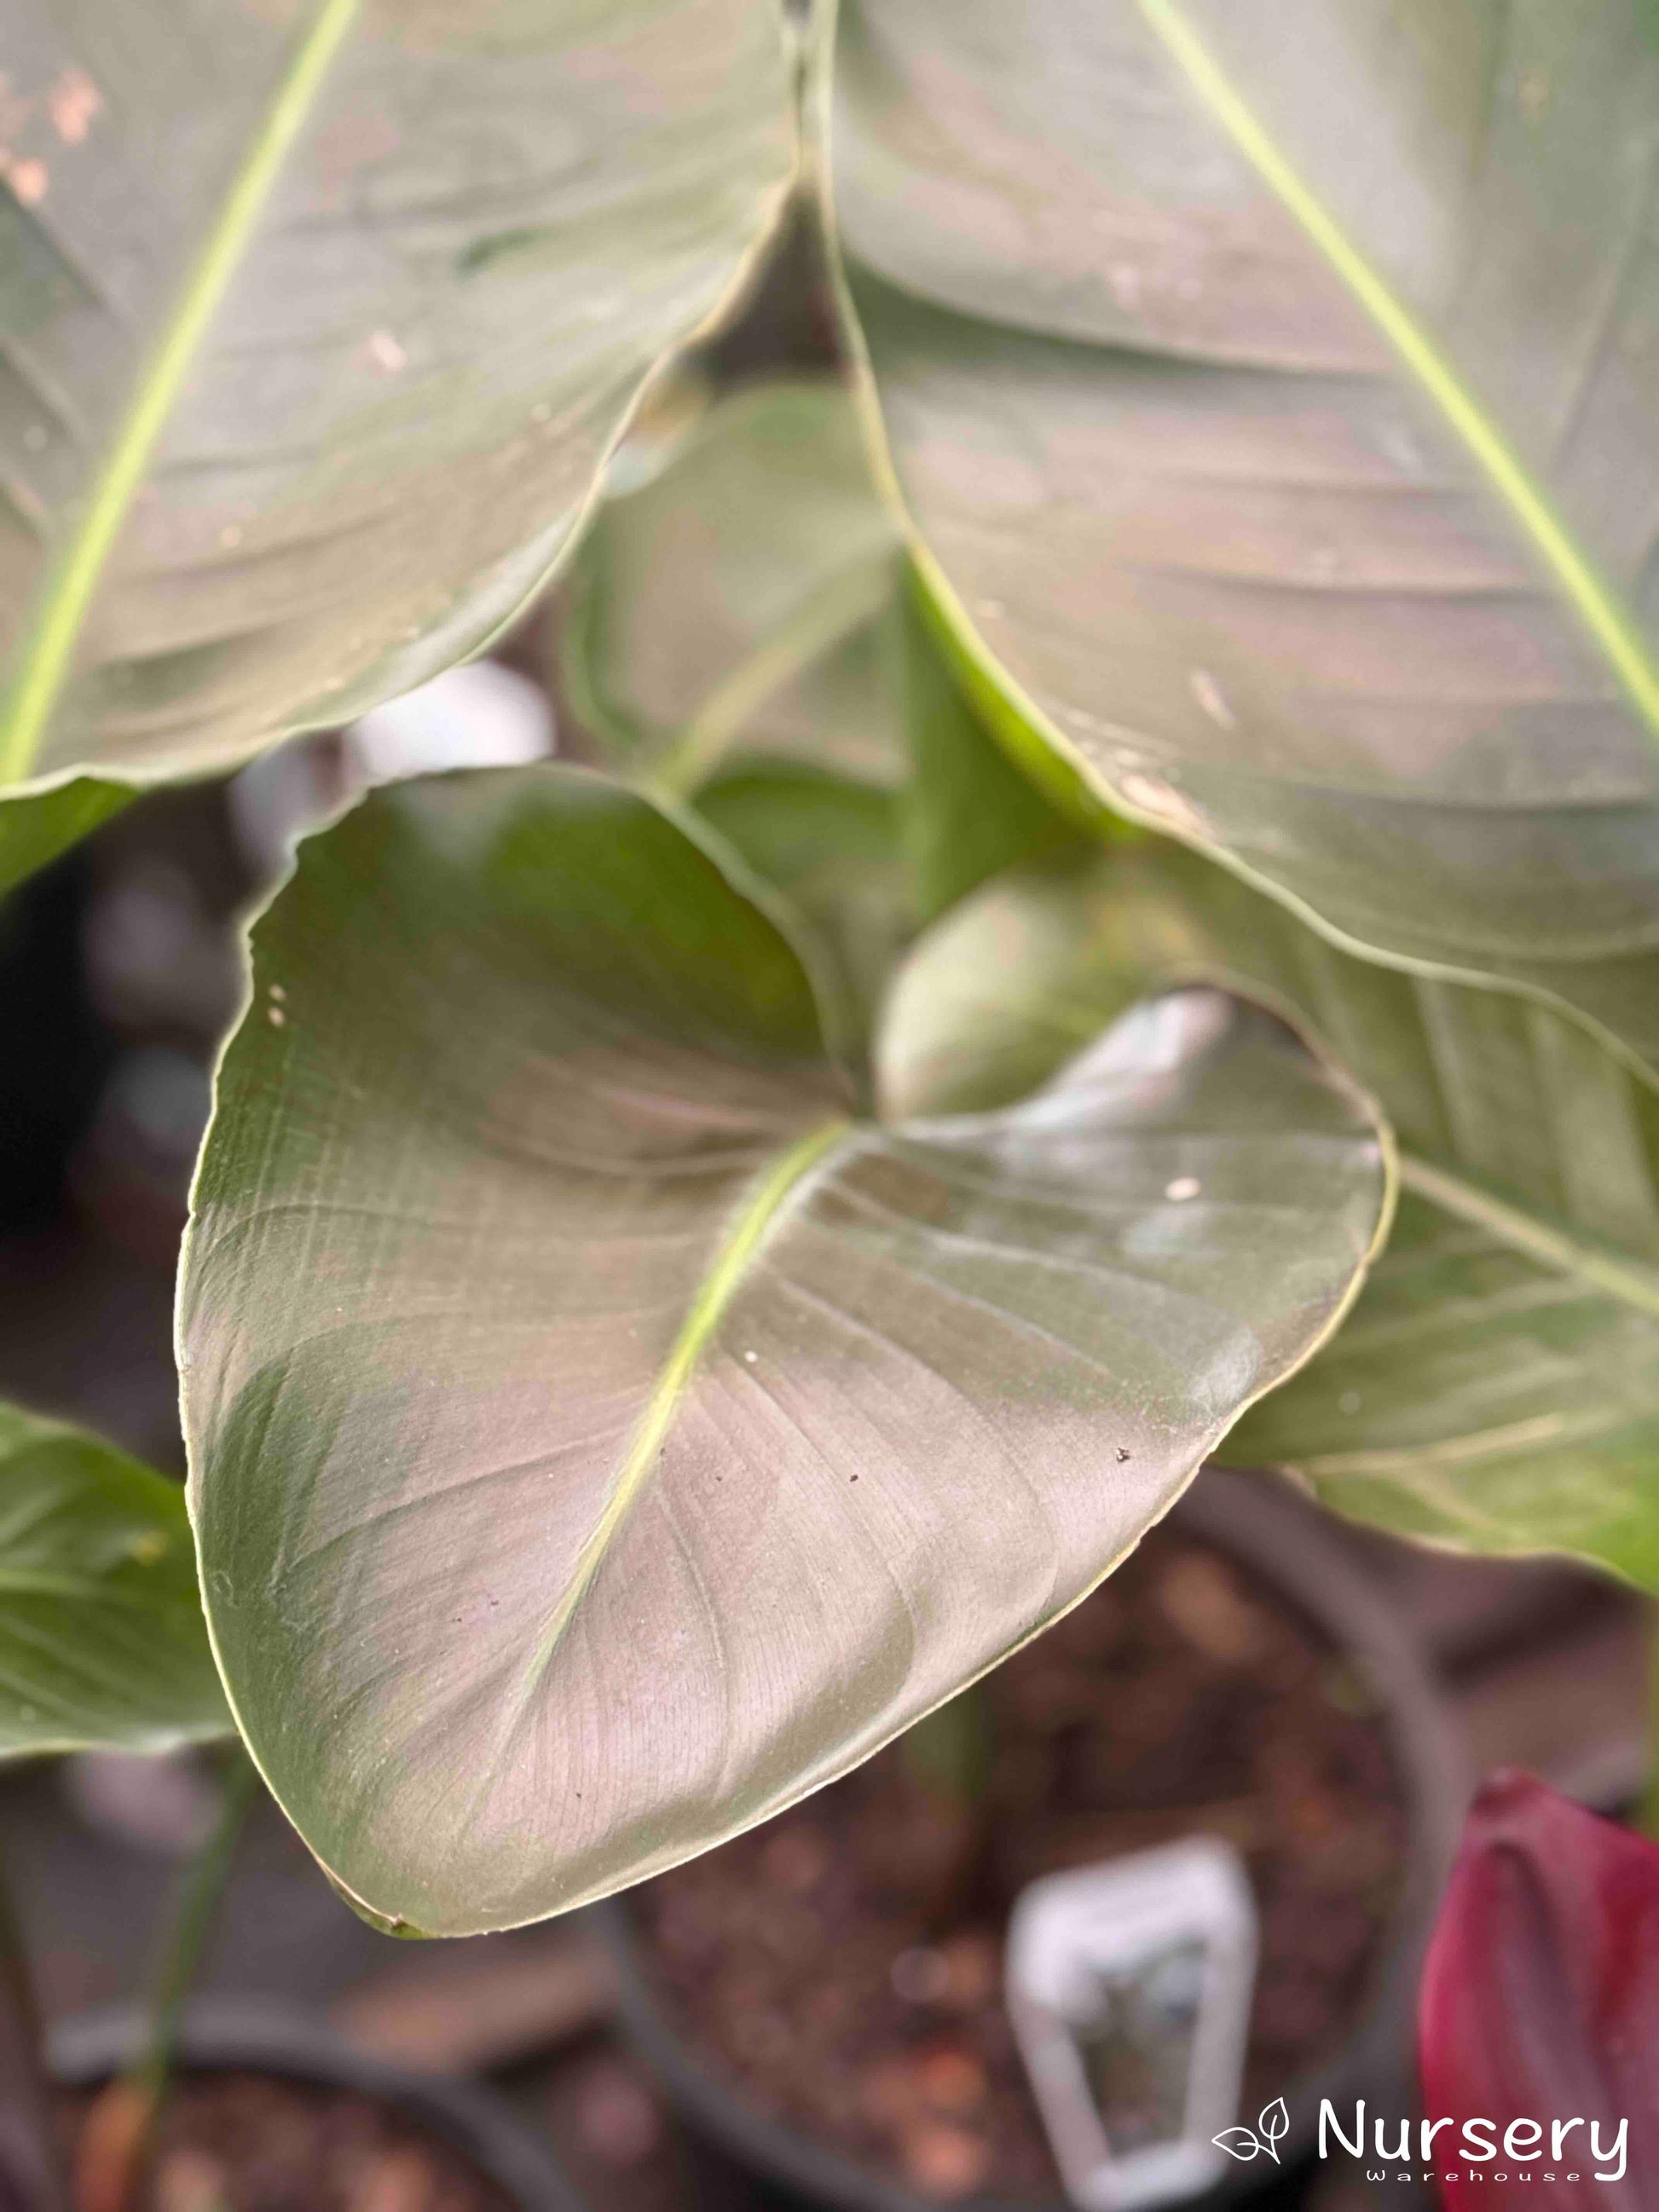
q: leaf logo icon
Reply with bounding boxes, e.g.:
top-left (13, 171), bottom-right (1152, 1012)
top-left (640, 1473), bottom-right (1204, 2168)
top-left (1212, 2099), bottom-right (1290, 2163)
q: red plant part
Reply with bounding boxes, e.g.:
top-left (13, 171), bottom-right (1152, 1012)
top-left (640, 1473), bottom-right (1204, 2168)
top-left (1419, 1770), bottom-right (1659, 2209)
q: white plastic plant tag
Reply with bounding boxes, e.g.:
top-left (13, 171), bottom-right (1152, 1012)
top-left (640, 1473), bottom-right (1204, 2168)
top-left (1005, 1839), bottom-right (1259, 2211)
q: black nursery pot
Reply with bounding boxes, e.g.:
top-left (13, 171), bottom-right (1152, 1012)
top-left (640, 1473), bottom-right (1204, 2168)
top-left (49, 1997), bottom-right (585, 2212)
top-left (603, 1475), bottom-right (1467, 2212)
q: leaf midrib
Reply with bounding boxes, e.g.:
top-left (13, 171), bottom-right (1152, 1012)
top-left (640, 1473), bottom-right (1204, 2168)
top-left (646, 557), bottom-right (895, 796)
top-left (1397, 1150), bottom-right (1659, 1321)
top-left (0, 0), bottom-right (361, 783)
top-left (1129, 0), bottom-right (1659, 754)
top-left (508, 1112), bottom-right (851, 1709)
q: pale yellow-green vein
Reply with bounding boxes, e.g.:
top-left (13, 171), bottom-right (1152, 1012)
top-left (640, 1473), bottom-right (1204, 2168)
top-left (1132, 0), bottom-right (1659, 750)
top-left (647, 561), bottom-right (892, 798)
top-left (0, 0), bottom-right (361, 783)
top-left (1400, 1152), bottom-right (1659, 1320)
top-left (515, 1114), bottom-right (850, 1701)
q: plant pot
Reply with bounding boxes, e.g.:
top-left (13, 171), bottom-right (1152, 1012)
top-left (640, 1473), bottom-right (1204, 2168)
top-left (49, 1995), bottom-right (586, 2212)
top-left (602, 1472), bottom-right (1466, 2212)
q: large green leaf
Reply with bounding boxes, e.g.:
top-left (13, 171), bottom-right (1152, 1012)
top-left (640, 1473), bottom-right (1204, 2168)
top-left (0, 1405), bottom-right (230, 1757)
top-left (179, 765), bottom-right (1386, 1933)
top-left (0, 0), bottom-right (792, 810)
top-left (832, 0), bottom-right (1659, 1078)
top-left (887, 842), bottom-right (1659, 1591)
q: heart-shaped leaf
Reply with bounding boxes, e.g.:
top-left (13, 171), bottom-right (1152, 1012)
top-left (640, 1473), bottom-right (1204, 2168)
top-left (887, 842), bottom-right (1659, 1591)
top-left (0, 0), bottom-right (792, 818)
top-left (0, 1405), bottom-right (229, 1758)
top-left (180, 765), bottom-right (1386, 1933)
top-left (833, 0), bottom-right (1659, 1077)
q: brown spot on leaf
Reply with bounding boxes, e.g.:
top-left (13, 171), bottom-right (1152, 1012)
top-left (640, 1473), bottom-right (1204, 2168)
top-left (49, 66), bottom-right (101, 144)
top-left (3, 154), bottom-right (48, 205)
top-left (362, 329), bottom-right (408, 375)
